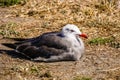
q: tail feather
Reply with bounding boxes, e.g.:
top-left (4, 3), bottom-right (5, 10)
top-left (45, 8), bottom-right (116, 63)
top-left (2, 37), bottom-right (34, 49)
top-left (2, 43), bottom-right (17, 49)
top-left (3, 37), bottom-right (29, 41)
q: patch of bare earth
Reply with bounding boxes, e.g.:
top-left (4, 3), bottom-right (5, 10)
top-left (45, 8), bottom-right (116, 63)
top-left (0, 0), bottom-right (120, 80)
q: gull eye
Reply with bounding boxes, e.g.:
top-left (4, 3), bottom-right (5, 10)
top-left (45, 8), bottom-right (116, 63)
top-left (70, 30), bottom-right (75, 32)
top-left (66, 28), bottom-right (69, 31)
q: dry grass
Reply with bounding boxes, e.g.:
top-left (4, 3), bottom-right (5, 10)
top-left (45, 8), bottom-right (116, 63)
top-left (0, 0), bottom-right (120, 80)
top-left (0, 0), bottom-right (120, 39)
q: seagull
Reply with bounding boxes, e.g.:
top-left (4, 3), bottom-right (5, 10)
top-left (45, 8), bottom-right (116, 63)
top-left (2, 24), bottom-right (87, 62)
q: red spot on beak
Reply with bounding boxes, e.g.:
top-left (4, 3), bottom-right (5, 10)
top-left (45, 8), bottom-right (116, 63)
top-left (79, 33), bottom-right (88, 39)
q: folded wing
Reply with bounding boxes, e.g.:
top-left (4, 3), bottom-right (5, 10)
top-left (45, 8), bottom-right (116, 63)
top-left (14, 32), bottom-right (71, 59)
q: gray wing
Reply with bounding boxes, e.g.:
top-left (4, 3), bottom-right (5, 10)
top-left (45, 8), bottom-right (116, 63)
top-left (16, 32), bottom-right (72, 59)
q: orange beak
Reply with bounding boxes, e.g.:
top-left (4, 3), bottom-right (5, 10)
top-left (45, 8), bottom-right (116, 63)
top-left (79, 33), bottom-right (88, 39)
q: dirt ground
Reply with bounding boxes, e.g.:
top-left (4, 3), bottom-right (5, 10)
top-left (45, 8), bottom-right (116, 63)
top-left (0, 0), bottom-right (120, 80)
top-left (0, 38), bottom-right (120, 80)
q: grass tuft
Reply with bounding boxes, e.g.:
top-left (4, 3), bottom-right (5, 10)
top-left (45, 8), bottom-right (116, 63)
top-left (88, 37), bottom-right (114, 45)
top-left (88, 36), bottom-right (120, 48)
top-left (0, 0), bottom-right (25, 6)
top-left (73, 76), bottom-right (92, 80)
top-left (0, 22), bottom-right (20, 37)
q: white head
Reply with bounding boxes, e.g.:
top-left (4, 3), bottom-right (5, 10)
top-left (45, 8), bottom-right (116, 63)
top-left (61, 24), bottom-right (87, 39)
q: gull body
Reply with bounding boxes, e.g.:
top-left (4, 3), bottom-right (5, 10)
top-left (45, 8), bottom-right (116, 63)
top-left (2, 24), bottom-right (87, 62)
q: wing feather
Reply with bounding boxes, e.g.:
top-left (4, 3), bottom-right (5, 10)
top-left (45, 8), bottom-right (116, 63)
top-left (16, 32), bottom-right (72, 59)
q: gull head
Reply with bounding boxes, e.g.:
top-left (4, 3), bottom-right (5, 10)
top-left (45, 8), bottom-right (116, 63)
top-left (61, 24), bottom-right (87, 39)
